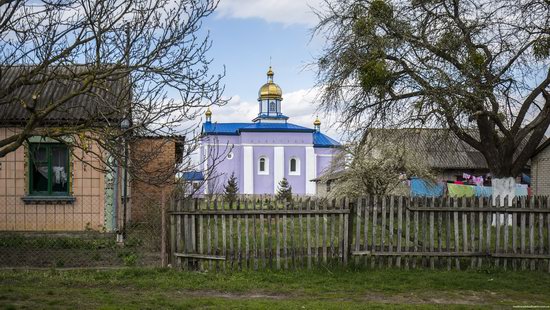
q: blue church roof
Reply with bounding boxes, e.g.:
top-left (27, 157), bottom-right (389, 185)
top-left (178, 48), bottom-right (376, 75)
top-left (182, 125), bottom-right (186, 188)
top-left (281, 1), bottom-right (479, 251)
top-left (202, 122), bottom-right (340, 148)
top-left (203, 122), bottom-right (315, 135)
top-left (182, 171), bottom-right (204, 181)
top-left (313, 132), bottom-right (341, 148)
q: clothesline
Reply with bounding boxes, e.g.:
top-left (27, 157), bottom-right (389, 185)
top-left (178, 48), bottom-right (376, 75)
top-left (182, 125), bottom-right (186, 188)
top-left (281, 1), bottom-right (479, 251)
top-left (410, 178), bottom-right (530, 198)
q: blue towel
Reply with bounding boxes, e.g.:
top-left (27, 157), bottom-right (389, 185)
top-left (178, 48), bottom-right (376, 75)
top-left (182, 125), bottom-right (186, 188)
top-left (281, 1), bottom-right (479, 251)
top-left (410, 178), bottom-right (445, 197)
top-left (475, 185), bottom-right (492, 197)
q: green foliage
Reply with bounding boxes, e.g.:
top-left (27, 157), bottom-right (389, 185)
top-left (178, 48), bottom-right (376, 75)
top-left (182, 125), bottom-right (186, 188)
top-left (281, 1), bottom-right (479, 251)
top-left (359, 59), bottom-right (392, 95)
top-left (369, 0), bottom-right (393, 21)
top-left (533, 36), bottom-right (550, 59)
top-left (119, 251), bottom-right (138, 266)
top-left (436, 31), bottom-right (463, 53)
top-left (276, 178), bottom-right (292, 203)
top-left (467, 49), bottom-right (487, 72)
top-left (223, 172), bottom-right (239, 207)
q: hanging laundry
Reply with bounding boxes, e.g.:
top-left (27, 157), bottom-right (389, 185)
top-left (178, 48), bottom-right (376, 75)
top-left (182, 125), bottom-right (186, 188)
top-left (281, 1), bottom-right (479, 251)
top-left (472, 176), bottom-right (484, 186)
top-left (410, 178), bottom-right (445, 197)
top-left (447, 183), bottom-right (475, 197)
top-left (521, 173), bottom-right (531, 185)
top-left (515, 184), bottom-right (528, 196)
top-left (475, 185), bottom-right (492, 197)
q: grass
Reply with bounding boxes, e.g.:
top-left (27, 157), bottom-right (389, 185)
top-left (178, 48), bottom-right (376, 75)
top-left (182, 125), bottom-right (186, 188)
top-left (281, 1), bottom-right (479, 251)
top-left (1, 267), bottom-right (550, 309)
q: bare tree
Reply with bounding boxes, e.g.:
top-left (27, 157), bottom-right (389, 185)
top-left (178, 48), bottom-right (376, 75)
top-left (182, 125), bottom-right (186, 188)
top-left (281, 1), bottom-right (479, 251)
top-left (313, 0), bottom-right (550, 194)
top-left (0, 0), bottom-right (226, 182)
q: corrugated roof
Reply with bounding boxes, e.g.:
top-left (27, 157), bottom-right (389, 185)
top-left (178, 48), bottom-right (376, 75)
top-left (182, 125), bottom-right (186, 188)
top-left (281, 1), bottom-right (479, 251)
top-left (182, 171), bottom-right (204, 181)
top-left (313, 131), bottom-right (341, 148)
top-left (202, 122), bottom-right (315, 135)
top-left (202, 121), bottom-right (341, 148)
top-left (0, 65), bottom-right (129, 125)
top-left (202, 122), bottom-right (251, 135)
top-left (367, 128), bottom-right (489, 170)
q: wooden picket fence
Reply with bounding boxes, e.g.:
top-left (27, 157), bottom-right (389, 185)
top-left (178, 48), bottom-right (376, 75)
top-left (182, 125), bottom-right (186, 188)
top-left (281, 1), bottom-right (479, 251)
top-left (168, 195), bottom-right (550, 271)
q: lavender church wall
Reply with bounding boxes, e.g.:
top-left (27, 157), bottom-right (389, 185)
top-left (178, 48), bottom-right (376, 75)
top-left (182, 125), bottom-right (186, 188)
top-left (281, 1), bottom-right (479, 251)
top-left (253, 146), bottom-right (274, 194)
top-left (240, 132), bottom-right (313, 145)
top-left (315, 148), bottom-right (335, 176)
top-left (199, 130), bottom-right (338, 196)
top-left (283, 146), bottom-right (306, 194)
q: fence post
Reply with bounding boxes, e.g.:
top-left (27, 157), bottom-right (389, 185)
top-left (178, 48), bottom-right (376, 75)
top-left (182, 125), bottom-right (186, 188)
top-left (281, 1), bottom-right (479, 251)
top-left (346, 197), bottom-right (354, 265)
top-left (169, 196), bottom-right (176, 267)
top-left (161, 189), bottom-right (166, 267)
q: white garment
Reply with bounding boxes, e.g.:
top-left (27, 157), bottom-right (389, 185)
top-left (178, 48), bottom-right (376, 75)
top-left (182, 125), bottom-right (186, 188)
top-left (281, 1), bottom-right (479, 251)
top-left (52, 166), bottom-right (67, 185)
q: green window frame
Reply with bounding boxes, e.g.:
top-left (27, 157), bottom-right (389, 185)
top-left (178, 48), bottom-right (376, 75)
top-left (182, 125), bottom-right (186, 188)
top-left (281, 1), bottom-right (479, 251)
top-left (28, 143), bottom-right (71, 196)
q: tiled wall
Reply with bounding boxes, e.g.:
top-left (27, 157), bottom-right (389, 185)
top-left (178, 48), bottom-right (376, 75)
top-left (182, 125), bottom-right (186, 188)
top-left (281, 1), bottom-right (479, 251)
top-left (532, 146), bottom-right (550, 196)
top-left (0, 128), bottom-right (105, 231)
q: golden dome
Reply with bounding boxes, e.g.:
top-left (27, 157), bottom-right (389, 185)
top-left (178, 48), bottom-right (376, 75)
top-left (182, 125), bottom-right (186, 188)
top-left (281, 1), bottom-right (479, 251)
top-left (258, 67), bottom-right (282, 100)
top-left (313, 117), bottom-right (321, 126)
top-left (205, 107), bottom-right (212, 116)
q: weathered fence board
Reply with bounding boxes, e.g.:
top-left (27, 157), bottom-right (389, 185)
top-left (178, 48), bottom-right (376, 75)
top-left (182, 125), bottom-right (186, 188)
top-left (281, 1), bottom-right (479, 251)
top-left (169, 195), bottom-right (550, 272)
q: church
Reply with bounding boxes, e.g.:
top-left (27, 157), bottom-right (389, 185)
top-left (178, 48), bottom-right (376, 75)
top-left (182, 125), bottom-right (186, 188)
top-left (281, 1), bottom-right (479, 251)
top-left (199, 67), bottom-right (340, 195)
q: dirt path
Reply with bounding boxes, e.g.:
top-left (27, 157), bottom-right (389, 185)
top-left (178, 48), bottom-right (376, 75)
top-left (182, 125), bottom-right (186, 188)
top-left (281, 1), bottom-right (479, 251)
top-left (172, 289), bottom-right (526, 306)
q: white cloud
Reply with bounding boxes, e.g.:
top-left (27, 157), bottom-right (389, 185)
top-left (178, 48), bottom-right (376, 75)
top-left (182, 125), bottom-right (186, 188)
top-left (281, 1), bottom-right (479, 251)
top-left (215, 0), bottom-right (323, 27)
top-left (208, 87), bottom-right (342, 139)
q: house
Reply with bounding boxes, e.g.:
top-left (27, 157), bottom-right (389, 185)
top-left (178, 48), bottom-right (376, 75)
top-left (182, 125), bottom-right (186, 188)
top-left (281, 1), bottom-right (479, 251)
top-left (0, 66), bottom-right (181, 231)
top-left (199, 67), bottom-right (340, 195)
top-left (531, 139), bottom-right (550, 196)
top-left (314, 128), bottom-right (536, 197)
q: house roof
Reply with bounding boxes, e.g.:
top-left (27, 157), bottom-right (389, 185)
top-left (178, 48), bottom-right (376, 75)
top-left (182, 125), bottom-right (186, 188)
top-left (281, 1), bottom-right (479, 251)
top-left (202, 122), bottom-right (315, 135)
top-left (367, 128), bottom-right (547, 170)
top-left (367, 128), bottom-right (489, 170)
top-left (0, 65), bottom-right (129, 125)
top-left (182, 171), bottom-right (204, 181)
top-left (202, 122), bottom-right (341, 148)
top-left (313, 131), bottom-right (341, 148)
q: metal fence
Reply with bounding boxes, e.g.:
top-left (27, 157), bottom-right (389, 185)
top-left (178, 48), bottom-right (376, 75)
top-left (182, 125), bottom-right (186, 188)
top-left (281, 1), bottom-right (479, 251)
top-left (0, 193), bottom-right (167, 268)
top-left (169, 195), bottom-right (550, 272)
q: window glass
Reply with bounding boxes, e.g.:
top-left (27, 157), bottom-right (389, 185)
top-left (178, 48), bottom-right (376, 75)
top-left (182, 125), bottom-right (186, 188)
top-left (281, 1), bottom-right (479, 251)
top-left (31, 147), bottom-right (48, 193)
top-left (290, 158), bottom-right (296, 172)
top-left (51, 146), bottom-right (69, 193)
top-left (259, 158), bottom-right (265, 172)
top-left (269, 101), bottom-right (276, 112)
top-left (29, 143), bottom-right (70, 195)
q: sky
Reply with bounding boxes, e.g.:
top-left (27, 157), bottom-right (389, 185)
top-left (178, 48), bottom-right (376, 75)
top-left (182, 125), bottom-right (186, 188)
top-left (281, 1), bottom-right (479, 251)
top-left (196, 0), bottom-right (342, 139)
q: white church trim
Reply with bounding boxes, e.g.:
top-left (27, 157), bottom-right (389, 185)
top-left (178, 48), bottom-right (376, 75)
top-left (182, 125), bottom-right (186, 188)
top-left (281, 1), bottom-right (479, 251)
top-left (305, 146), bottom-right (316, 195)
top-left (203, 144), bottom-right (209, 195)
top-left (274, 146), bottom-right (284, 192)
top-left (243, 146), bottom-right (254, 194)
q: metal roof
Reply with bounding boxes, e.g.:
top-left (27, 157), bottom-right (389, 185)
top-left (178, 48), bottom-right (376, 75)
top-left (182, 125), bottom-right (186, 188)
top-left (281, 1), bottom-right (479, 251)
top-left (202, 122), bottom-right (315, 135)
top-left (313, 131), bottom-right (341, 148)
top-left (182, 171), bottom-right (204, 181)
top-left (0, 65), bottom-right (129, 125)
top-left (202, 122), bottom-right (341, 148)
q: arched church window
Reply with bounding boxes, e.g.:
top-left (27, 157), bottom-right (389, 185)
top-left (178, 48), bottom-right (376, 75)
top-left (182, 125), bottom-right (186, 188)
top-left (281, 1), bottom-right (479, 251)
top-left (258, 156), bottom-right (269, 175)
top-left (269, 101), bottom-right (276, 112)
top-left (289, 157), bottom-right (300, 175)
